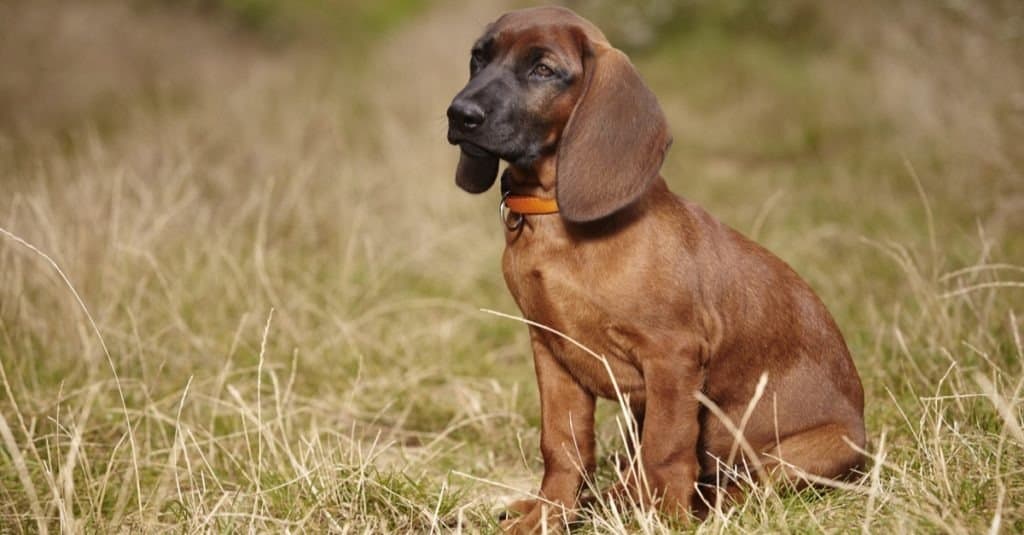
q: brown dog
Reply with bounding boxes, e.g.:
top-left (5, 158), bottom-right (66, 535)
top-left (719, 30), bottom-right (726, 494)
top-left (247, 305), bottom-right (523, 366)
top-left (446, 6), bottom-right (866, 532)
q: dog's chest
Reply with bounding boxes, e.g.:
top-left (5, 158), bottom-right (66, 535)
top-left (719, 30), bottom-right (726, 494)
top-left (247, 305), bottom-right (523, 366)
top-left (501, 236), bottom-right (648, 399)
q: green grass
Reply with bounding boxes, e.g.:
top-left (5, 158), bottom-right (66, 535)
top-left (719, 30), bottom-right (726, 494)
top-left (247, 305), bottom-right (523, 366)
top-left (1, 0), bottom-right (1023, 532)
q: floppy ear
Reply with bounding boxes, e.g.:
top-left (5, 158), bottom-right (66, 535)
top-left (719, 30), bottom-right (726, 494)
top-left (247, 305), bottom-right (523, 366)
top-left (556, 46), bottom-right (671, 222)
top-left (455, 150), bottom-right (499, 193)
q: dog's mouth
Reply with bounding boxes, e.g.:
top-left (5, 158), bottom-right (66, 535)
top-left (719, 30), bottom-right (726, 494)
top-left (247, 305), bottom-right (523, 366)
top-left (458, 142), bottom-right (493, 159)
top-left (450, 133), bottom-right (528, 168)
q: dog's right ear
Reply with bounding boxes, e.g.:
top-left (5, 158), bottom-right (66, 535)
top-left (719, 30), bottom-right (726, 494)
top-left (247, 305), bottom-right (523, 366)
top-left (556, 45), bottom-right (671, 222)
top-left (455, 150), bottom-right (499, 193)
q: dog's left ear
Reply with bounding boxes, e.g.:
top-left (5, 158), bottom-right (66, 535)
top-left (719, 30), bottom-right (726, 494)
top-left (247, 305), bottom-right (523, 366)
top-left (556, 45), bottom-right (671, 223)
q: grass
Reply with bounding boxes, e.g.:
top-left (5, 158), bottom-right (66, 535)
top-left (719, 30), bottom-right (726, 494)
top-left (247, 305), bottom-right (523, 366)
top-left (1, 0), bottom-right (1023, 532)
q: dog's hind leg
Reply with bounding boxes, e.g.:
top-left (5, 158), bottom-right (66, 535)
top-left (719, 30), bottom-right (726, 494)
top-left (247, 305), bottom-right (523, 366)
top-left (760, 422), bottom-right (866, 487)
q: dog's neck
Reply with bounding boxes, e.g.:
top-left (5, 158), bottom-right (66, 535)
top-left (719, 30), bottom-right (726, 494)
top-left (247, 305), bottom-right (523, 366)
top-left (500, 162), bottom-right (668, 239)
top-left (502, 160), bottom-right (557, 199)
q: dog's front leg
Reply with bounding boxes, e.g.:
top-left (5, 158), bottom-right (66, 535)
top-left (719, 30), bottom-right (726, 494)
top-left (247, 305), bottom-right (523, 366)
top-left (503, 330), bottom-right (596, 533)
top-left (638, 344), bottom-right (704, 520)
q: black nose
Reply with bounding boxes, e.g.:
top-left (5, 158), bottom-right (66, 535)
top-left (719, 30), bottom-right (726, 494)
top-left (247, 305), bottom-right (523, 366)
top-left (447, 99), bottom-right (485, 131)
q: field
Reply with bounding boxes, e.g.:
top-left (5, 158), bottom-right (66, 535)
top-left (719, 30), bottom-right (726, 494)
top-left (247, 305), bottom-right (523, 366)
top-left (1, 0), bottom-right (1022, 532)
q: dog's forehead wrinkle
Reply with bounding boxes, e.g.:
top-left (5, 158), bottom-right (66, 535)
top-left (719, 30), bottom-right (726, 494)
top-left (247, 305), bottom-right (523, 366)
top-left (481, 30), bottom-right (588, 71)
top-left (525, 45), bottom-right (554, 60)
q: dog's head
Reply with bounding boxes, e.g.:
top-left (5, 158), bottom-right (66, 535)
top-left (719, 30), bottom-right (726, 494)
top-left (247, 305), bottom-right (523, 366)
top-left (446, 6), bottom-right (671, 223)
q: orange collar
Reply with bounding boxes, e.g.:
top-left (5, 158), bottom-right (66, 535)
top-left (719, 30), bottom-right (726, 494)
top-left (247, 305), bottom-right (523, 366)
top-left (504, 195), bottom-right (559, 215)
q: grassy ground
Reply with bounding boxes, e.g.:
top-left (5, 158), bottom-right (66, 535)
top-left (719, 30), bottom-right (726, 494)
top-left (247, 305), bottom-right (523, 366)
top-left (1, 0), bottom-right (1022, 532)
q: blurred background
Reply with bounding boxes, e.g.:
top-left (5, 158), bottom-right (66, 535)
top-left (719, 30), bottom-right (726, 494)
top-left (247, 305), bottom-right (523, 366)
top-left (1, 0), bottom-right (1022, 531)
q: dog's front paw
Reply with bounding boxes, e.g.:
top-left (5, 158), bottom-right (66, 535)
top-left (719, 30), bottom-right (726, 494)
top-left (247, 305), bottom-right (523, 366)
top-left (497, 498), bottom-right (536, 533)
top-left (501, 498), bottom-right (539, 519)
top-left (499, 499), bottom-right (571, 534)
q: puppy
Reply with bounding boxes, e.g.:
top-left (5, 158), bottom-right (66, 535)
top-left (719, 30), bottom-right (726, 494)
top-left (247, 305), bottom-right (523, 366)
top-left (446, 6), bottom-right (866, 532)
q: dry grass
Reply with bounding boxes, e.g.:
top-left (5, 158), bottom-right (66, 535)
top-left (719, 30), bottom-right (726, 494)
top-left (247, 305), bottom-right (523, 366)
top-left (1, 0), bottom-right (1022, 532)
top-left (0, 0), bottom-right (275, 141)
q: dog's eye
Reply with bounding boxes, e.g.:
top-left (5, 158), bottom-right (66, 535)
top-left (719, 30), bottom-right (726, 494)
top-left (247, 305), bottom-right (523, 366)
top-left (470, 50), bottom-right (486, 71)
top-left (530, 63), bottom-right (555, 79)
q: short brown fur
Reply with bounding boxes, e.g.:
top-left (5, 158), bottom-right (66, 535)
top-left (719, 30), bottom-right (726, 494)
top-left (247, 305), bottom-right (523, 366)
top-left (446, 6), bottom-right (866, 533)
